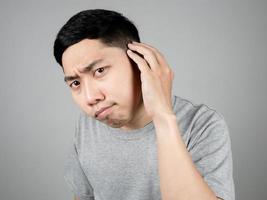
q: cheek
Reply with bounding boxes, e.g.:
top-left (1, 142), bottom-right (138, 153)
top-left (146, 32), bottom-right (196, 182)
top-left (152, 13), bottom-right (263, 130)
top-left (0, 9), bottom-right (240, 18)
top-left (107, 71), bottom-right (136, 100)
top-left (71, 93), bottom-right (83, 108)
top-left (71, 92), bottom-right (79, 102)
top-left (72, 93), bottom-right (86, 109)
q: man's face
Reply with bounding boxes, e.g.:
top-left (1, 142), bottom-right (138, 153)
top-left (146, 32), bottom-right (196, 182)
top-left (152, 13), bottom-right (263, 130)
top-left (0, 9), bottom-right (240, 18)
top-left (62, 39), bottom-right (143, 129)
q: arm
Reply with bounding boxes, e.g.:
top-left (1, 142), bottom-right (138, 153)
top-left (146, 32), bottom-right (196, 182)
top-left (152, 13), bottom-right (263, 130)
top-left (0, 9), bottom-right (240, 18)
top-left (63, 135), bottom-right (94, 200)
top-left (153, 113), bottom-right (218, 200)
top-left (127, 42), bottom-right (224, 200)
top-left (74, 196), bottom-right (79, 200)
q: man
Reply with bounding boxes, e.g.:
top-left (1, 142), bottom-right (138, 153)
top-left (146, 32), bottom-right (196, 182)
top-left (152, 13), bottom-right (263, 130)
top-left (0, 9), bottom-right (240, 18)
top-left (53, 9), bottom-right (235, 200)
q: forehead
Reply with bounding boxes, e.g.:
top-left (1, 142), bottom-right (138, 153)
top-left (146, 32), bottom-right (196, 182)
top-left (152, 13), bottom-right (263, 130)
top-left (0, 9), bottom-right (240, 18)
top-left (62, 39), bottom-right (127, 75)
top-left (62, 39), bottom-right (107, 69)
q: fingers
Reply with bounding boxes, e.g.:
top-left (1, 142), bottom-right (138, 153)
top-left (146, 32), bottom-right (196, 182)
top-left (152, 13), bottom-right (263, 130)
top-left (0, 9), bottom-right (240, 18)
top-left (127, 42), bottom-right (159, 71)
top-left (127, 41), bottom-right (174, 81)
top-left (126, 49), bottom-right (150, 75)
top-left (128, 42), bottom-right (168, 68)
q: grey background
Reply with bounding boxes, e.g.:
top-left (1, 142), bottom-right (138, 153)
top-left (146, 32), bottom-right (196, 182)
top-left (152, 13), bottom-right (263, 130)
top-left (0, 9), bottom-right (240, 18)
top-left (0, 0), bottom-right (266, 199)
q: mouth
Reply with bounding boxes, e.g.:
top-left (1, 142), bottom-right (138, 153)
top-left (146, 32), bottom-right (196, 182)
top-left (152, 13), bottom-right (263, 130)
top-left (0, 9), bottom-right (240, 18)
top-left (95, 105), bottom-right (114, 120)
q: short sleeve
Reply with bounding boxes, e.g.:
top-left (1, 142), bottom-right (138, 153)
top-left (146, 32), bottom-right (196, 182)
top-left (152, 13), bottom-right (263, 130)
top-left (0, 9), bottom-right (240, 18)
top-left (64, 140), bottom-right (94, 200)
top-left (188, 111), bottom-right (235, 200)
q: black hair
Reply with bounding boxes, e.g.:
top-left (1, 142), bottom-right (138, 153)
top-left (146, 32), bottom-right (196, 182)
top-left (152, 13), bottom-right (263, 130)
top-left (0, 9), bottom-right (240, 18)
top-left (53, 9), bottom-right (140, 67)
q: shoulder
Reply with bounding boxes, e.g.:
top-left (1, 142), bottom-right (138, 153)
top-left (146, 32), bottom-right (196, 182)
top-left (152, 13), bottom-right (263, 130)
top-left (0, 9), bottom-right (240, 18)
top-left (173, 95), bottom-right (224, 119)
top-left (73, 111), bottom-right (96, 149)
top-left (172, 95), bottom-right (227, 127)
top-left (172, 95), bottom-right (230, 148)
top-left (75, 111), bottom-right (102, 132)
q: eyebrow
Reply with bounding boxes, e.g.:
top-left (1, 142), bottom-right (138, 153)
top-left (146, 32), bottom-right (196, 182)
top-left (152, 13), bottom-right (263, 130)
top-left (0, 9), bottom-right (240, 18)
top-left (64, 59), bottom-right (104, 82)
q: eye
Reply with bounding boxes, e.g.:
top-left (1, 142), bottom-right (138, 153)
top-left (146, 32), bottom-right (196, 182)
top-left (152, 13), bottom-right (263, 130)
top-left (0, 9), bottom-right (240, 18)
top-left (69, 80), bottom-right (80, 89)
top-left (94, 67), bottom-right (107, 77)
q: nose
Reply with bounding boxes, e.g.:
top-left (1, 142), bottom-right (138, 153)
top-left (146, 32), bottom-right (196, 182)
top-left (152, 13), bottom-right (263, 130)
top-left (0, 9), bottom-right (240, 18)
top-left (83, 81), bottom-right (104, 106)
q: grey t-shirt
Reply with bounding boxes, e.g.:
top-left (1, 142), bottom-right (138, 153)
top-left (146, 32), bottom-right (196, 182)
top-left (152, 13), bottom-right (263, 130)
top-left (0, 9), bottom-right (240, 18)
top-left (64, 95), bottom-right (235, 200)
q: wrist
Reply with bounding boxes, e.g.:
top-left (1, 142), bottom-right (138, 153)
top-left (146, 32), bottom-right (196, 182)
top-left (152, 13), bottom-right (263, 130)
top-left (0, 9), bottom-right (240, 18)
top-left (152, 112), bottom-right (176, 126)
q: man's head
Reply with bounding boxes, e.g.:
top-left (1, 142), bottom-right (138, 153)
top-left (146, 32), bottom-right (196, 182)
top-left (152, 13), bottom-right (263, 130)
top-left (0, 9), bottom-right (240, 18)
top-left (53, 9), bottom-right (151, 130)
top-left (54, 9), bottom-right (140, 67)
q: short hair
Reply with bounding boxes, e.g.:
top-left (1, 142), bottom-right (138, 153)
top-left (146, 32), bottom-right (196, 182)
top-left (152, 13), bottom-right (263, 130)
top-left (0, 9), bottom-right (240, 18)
top-left (53, 9), bottom-right (140, 67)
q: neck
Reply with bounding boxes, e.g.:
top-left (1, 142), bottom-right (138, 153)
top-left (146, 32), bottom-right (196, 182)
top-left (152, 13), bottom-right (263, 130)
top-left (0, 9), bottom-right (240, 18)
top-left (121, 100), bottom-right (153, 131)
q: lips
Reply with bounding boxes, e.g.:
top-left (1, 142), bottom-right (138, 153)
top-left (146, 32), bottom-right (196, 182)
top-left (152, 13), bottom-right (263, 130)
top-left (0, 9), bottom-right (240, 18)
top-left (95, 105), bottom-right (113, 119)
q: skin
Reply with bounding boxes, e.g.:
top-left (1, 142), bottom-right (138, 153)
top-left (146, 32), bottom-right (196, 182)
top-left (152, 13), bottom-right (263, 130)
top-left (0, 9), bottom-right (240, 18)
top-left (62, 39), bottom-right (153, 130)
top-left (62, 39), bottom-right (222, 200)
top-left (127, 42), bottom-right (221, 200)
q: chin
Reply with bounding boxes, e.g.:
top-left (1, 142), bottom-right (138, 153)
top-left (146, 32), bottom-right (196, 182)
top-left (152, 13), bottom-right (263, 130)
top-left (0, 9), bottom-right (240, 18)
top-left (108, 123), bottom-right (123, 128)
top-left (105, 116), bottom-right (129, 128)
